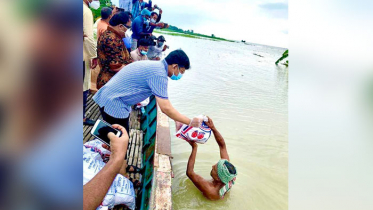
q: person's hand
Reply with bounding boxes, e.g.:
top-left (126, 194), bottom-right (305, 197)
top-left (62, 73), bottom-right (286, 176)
top-left (189, 117), bottom-right (203, 128)
top-left (175, 121), bottom-right (183, 131)
top-left (104, 124), bottom-right (129, 162)
top-left (109, 61), bottom-right (124, 72)
top-left (163, 45), bottom-right (168, 51)
top-left (90, 58), bottom-right (98, 69)
top-left (187, 140), bottom-right (198, 148)
top-left (159, 9), bottom-right (163, 14)
top-left (155, 57), bottom-right (161, 61)
top-left (205, 116), bottom-right (216, 130)
top-left (157, 23), bottom-right (165, 28)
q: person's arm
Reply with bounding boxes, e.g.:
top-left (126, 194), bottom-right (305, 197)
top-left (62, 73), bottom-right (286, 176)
top-left (162, 45), bottom-right (168, 52)
top-left (156, 13), bottom-right (162, 22)
top-left (205, 117), bottom-right (229, 160)
top-left (83, 125), bottom-right (129, 210)
top-left (156, 96), bottom-right (191, 125)
top-left (148, 22), bottom-right (164, 28)
top-left (143, 0), bottom-right (152, 10)
top-left (138, 21), bottom-right (152, 36)
top-left (186, 142), bottom-right (213, 194)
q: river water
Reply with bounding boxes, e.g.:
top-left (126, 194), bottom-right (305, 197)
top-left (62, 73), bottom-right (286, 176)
top-left (154, 33), bottom-right (288, 210)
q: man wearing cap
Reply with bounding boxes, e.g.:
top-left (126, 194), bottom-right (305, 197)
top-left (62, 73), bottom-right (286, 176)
top-left (186, 116), bottom-right (237, 200)
top-left (131, 9), bottom-right (165, 51)
top-left (131, 8), bottom-right (151, 51)
top-left (148, 35), bottom-right (168, 61)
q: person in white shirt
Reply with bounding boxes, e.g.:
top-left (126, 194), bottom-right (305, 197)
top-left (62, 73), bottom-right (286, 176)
top-left (148, 35), bottom-right (168, 60)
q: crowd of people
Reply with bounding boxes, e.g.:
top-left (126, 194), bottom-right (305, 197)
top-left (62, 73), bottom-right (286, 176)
top-left (83, 0), bottom-right (169, 125)
top-left (83, 1), bottom-right (237, 209)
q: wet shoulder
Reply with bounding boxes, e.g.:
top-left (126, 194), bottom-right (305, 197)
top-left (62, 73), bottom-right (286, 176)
top-left (204, 183), bottom-right (221, 201)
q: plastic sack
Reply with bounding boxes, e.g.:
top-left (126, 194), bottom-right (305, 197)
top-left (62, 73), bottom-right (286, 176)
top-left (176, 115), bottom-right (212, 144)
top-left (113, 175), bottom-right (136, 210)
top-left (136, 98), bottom-right (150, 108)
top-left (84, 139), bottom-right (111, 162)
top-left (83, 141), bottom-right (136, 210)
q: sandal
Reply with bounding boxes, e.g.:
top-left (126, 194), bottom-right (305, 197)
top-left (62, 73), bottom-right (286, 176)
top-left (126, 165), bottom-right (145, 173)
top-left (128, 177), bottom-right (142, 188)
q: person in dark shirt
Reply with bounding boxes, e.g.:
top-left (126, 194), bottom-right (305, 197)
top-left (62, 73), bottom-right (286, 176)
top-left (97, 12), bottom-right (133, 89)
top-left (131, 8), bottom-right (165, 51)
top-left (143, 11), bottom-right (162, 35)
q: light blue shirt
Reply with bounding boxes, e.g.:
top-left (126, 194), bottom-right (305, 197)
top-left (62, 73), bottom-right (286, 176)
top-left (119, 0), bottom-right (132, 12)
top-left (93, 60), bottom-right (169, 118)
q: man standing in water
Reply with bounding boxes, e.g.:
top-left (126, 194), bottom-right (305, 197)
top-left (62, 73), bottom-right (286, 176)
top-left (186, 116), bottom-right (237, 200)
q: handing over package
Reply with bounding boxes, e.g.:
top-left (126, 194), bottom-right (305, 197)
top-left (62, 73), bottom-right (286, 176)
top-left (176, 115), bottom-right (212, 144)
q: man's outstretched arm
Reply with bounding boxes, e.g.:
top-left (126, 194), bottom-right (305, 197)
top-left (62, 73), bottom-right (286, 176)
top-left (205, 116), bottom-right (230, 161)
top-left (156, 97), bottom-right (204, 127)
top-left (155, 96), bottom-right (191, 125)
top-left (186, 141), bottom-right (212, 194)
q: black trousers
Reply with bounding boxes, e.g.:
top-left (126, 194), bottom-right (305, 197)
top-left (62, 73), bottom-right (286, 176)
top-left (99, 107), bottom-right (130, 134)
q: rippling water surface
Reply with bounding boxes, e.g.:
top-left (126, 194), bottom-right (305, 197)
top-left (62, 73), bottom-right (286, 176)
top-left (154, 33), bottom-right (288, 210)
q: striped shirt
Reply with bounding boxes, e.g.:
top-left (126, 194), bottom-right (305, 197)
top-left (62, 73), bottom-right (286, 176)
top-left (93, 59), bottom-right (169, 118)
top-left (131, 0), bottom-right (152, 19)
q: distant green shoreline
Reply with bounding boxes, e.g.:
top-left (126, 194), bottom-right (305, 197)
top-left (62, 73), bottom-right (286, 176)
top-left (154, 28), bottom-right (235, 42)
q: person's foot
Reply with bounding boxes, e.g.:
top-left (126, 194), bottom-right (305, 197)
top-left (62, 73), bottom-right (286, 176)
top-left (128, 177), bottom-right (142, 188)
top-left (126, 165), bottom-right (145, 174)
top-left (83, 118), bottom-right (96, 126)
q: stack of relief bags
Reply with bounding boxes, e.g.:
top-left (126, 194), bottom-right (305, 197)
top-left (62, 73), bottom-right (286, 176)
top-left (83, 140), bottom-right (136, 210)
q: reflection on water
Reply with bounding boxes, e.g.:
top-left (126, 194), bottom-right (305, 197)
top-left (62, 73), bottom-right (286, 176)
top-left (155, 33), bottom-right (288, 210)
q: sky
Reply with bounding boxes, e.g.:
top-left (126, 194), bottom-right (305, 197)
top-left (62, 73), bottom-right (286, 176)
top-left (112, 0), bottom-right (288, 48)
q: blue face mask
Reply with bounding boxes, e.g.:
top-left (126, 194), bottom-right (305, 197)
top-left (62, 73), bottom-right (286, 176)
top-left (170, 66), bottom-right (183, 80)
top-left (140, 50), bottom-right (148, 56)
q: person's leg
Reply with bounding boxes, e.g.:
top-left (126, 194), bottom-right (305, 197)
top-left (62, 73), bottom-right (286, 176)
top-left (83, 90), bottom-right (88, 119)
top-left (83, 90), bottom-right (96, 125)
top-left (99, 108), bottom-right (130, 134)
top-left (83, 61), bottom-right (85, 82)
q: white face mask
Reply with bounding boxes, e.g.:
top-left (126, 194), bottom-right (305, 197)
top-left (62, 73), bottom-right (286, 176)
top-left (89, 0), bottom-right (100, 10)
top-left (150, 19), bottom-right (156, 23)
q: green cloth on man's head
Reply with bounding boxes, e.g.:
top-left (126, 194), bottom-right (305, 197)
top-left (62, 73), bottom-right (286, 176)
top-left (217, 159), bottom-right (237, 184)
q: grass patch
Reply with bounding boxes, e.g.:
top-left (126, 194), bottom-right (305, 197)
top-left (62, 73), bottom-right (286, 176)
top-left (154, 29), bottom-right (235, 42)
